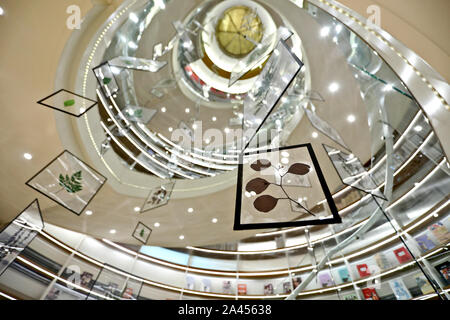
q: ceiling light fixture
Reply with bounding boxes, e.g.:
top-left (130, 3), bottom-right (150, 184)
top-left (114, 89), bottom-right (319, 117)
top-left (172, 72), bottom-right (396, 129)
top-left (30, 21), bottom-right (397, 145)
top-left (185, 108), bottom-right (190, 113)
top-left (161, 107), bottom-right (166, 113)
top-left (23, 153), bottom-right (33, 160)
top-left (154, 222), bottom-right (160, 227)
top-left (328, 82), bottom-right (339, 93)
top-left (85, 210), bottom-right (93, 216)
top-left (312, 132), bottom-right (319, 138)
top-left (212, 218), bottom-right (218, 223)
top-left (109, 229), bottom-right (116, 234)
top-left (414, 125), bottom-right (422, 132)
top-left (129, 12), bottom-right (139, 23)
top-left (212, 116), bottom-right (217, 122)
top-left (179, 235), bottom-right (185, 240)
top-left (168, 127), bottom-right (173, 132)
top-left (347, 114), bottom-right (356, 123)
top-left (0, 7), bottom-right (4, 16)
top-left (134, 206), bottom-right (140, 212)
top-left (187, 208), bottom-right (194, 213)
top-left (224, 128), bottom-right (230, 134)
top-left (320, 26), bottom-right (330, 37)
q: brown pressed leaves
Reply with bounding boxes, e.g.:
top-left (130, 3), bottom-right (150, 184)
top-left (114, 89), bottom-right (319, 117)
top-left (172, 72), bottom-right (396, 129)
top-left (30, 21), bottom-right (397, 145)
top-left (250, 159), bottom-right (271, 171)
top-left (247, 159), bottom-right (312, 213)
top-left (287, 163), bottom-right (310, 175)
top-left (253, 195), bottom-right (279, 212)
top-left (246, 178), bottom-right (270, 194)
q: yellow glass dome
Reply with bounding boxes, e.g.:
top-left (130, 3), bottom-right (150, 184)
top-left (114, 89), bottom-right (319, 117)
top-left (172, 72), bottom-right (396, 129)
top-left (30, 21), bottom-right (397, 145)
top-left (216, 6), bottom-right (264, 58)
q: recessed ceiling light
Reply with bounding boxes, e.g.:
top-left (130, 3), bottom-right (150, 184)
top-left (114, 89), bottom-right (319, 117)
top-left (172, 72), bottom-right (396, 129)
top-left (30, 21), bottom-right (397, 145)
top-left (212, 218), bottom-right (218, 223)
top-left (311, 132), bottom-right (319, 138)
top-left (187, 208), bottom-right (194, 213)
top-left (185, 108), bottom-right (190, 113)
top-left (179, 235), bottom-right (185, 240)
top-left (212, 116), bottom-right (217, 122)
top-left (224, 128), bottom-right (230, 134)
top-left (192, 123), bottom-right (198, 129)
top-left (154, 222), bottom-right (160, 227)
top-left (134, 206), bottom-right (140, 212)
top-left (109, 229), bottom-right (116, 234)
top-left (320, 26), bottom-right (330, 37)
top-left (129, 12), bottom-right (139, 23)
top-left (0, 7), bottom-right (4, 15)
top-left (168, 127), bottom-right (173, 132)
top-left (161, 107), bottom-right (166, 113)
top-left (205, 138), bottom-right (211, 144)
top-left (347, 114), bottom-right (356, 123)
top-left (328, 82), bottom-right (339, 92)
top-left (85, 210), bottom-right (93, 216)
top-left (23, 153), bottom-right (33, 160)
top-left (414, 125), bottom-right (422, 132)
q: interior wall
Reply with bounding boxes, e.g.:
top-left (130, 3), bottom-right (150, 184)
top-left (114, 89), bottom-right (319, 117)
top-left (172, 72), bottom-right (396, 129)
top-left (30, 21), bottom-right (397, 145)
top-left (337, 0), bottom-right (450, 82)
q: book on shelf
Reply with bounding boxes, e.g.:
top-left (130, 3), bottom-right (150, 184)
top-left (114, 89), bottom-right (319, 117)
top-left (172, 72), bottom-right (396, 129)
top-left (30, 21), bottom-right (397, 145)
top-left (338, 267), bottom-right (351, 282)
top-left (292, 276), bottom-right (302, 289)
top-left (122, 287), bottom-right (134, 299)
top-left (186, 276), bottom-right (195, 290)
top-left (201, 279), bottom-right (211, 292)
top-left (362, 287), bottom-right (379, 300)
top-left (434, 261), bottom-right (450, 285)
top-left (413, 273), bottom-right (434, 295)
top-left (414, 234), bottom-right (437, 252)
top-left (343, 293), bottom-right (358, 300)
top-left (264, 283), bottom-right (274, 295)
top-left (374, 252), bottom-right (392, 270)
top-left (318, 271), bottom-right (334, 287)
top-left (222, 281), bottom-right (232, 294)
top-left (393, 247), bottom-right (413, 264)
top-left (428, 222), bottom-right (450, 244)
top-left (283, 282), bottom-right (292, 294)
top-left (237, 283), bottom-right (247, 295)
top-left (356, 264), bottom-right (371, 278)
top-left (388, 278), bottom-right (412, 300)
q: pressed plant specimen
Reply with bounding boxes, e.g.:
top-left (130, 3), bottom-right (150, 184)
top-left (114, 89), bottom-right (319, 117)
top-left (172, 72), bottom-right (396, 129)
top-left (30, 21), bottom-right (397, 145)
top-left (246, 159), bottom-right (315, 216)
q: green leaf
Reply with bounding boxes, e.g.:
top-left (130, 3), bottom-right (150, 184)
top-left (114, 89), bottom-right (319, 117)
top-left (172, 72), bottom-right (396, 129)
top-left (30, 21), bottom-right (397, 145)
top-left (103, 77), bottom-right (112, 85)
top-left (58, 171), bottom-right (84, 193)
top-left (140, 229), bottom-right (145, 238)
top-left (64, 99), bottom-right (75, 107)
top-left (134, 109), bottom-right (143, 118)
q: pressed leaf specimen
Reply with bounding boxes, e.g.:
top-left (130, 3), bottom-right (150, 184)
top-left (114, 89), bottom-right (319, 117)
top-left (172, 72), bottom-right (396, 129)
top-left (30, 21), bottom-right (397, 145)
top-left (63, 99), bottom-right (75, 107)
top-left (246, 159), bottom-right (314, 216)
top-left (58, 170), bottom-right (83, 193)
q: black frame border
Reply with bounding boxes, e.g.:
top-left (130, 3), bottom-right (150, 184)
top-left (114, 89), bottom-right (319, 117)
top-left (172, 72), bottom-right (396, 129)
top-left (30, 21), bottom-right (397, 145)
top-left (25, 150), bottom-right (108, 216)
top-left (92, 61), bottom-right (120, 98)
top-left (0, 199), bottom-right (44, 278)
top-left (132, 221), bottom-right (152, 245)
top-left (242, 39), bottom-right (304, 151)
top-left (37, 89), bottom-right (98, 118)
top-left (233, 143), bottom-right (341, 230)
